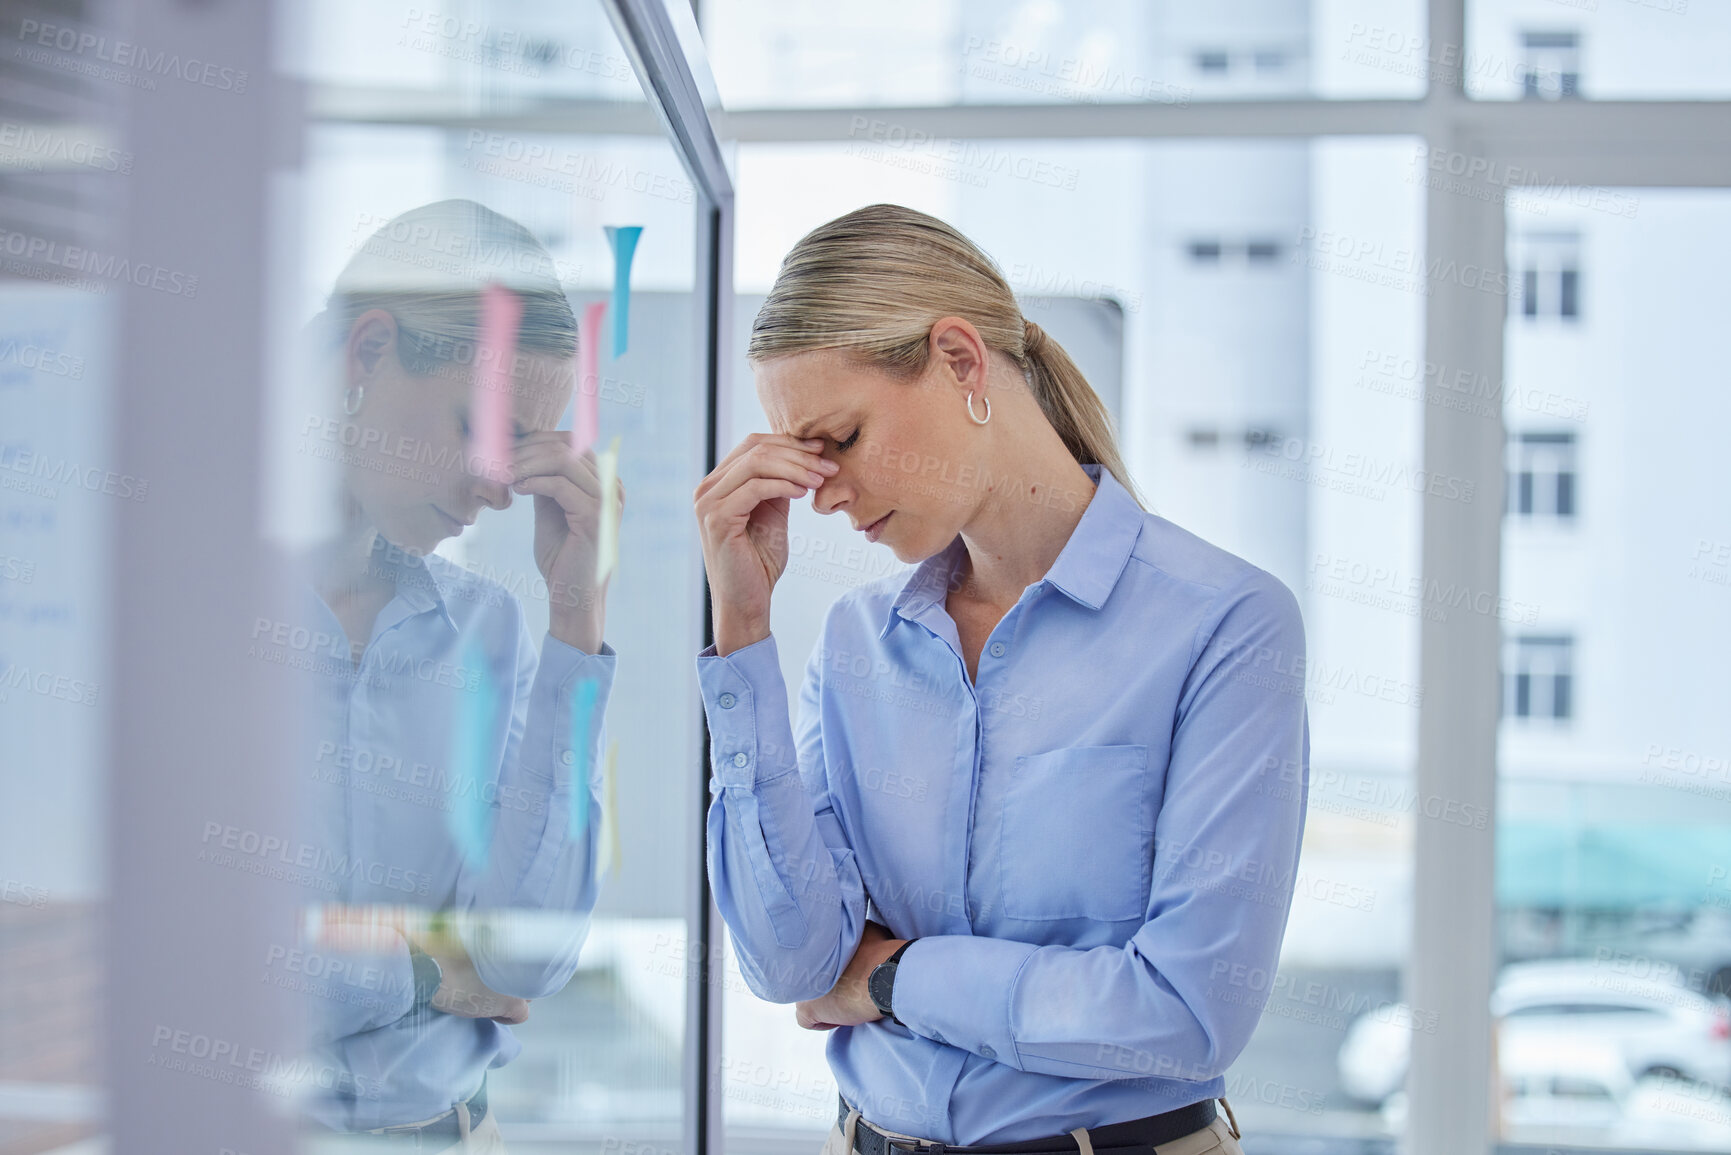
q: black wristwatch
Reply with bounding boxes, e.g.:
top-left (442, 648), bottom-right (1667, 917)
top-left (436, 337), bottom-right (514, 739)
top-left (867, 939), bottom-right (915, 1023)
top-left (409, 947), bottom-right (443, 1011)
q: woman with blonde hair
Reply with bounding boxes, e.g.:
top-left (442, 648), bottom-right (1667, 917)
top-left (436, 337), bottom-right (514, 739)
top-left (694, 204), bottom-right (1307, 1154)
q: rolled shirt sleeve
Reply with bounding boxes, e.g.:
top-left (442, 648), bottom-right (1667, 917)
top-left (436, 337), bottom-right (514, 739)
top-left (302, 936), bottom-right (418, 1046)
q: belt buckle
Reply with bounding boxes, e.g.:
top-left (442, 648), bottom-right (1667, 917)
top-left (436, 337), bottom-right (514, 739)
top-left (886, 1143), bottom-right (946, 1154)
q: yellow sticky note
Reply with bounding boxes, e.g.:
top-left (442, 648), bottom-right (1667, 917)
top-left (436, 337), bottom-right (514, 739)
top-left (595, 433), bottom-right (622, 585)
top-left (600, 739), bottom-right (622, 878)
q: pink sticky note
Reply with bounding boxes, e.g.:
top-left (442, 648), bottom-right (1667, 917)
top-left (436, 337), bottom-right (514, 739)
top-left (470, 283), bottom-right (522, 484)
top-left (573, 301), bottom-right (606, 456)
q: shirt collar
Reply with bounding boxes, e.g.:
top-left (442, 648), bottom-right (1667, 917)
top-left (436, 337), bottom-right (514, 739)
top-left (369, 537), bottom-right (461, 634)
top-left (879, 462), bottom-right (1143, 640)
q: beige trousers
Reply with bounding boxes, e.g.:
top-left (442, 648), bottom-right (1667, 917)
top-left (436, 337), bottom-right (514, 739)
top-left (819, 1098), bottom-right (1243, 1155)
top-left (303, 1101), bottom-right (506, 1154)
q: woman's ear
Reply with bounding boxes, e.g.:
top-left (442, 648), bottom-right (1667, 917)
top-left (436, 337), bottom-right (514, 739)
top-left (347, 308), bottom-right (399, 382)
top-left (928, 317), bottom-right (989, 392)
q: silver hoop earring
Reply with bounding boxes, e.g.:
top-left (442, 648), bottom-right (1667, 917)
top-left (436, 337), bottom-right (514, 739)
top-left (343, 385), bottom-right (364, 416)
top-left (965, 391), bottom-right (991, 425)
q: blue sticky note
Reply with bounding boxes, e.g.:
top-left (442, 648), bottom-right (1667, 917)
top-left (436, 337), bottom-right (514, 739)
top-left (448, 638), bottom-right (497, 873)
top-left (569, 677), bottom-right (601, 839)
top-left (602, 225), bottom-right (643, 358)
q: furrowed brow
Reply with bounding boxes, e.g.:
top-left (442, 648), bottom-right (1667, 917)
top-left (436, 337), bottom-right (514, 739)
top-left (791, 412), bottom-right (838, 440)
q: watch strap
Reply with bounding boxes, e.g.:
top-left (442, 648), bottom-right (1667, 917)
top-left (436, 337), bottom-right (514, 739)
top-left (869, 939), bottom-right (916, 1021)
top-left (409, 947), bottom-right (443, 1011)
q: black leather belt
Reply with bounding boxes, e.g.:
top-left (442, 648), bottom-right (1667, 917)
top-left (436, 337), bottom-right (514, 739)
top-left (366, 1078), bottom-right (489, 1147)
top-left (837, 1095), bottom-right (1216, 1155)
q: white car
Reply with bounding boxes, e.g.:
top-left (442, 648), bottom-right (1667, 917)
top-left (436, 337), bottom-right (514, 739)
top-left (1612, 1073), bottom-right (1731, 1149)
top-left (1382, 1037), bottom-right (1731, 1150)
top-left (1338, 958), bottom-right (1731, 1105)
top-left (1378, 1037), bottom-right (1629, 1139)
top-left (1498, 1034), bottom-right (1630, 1144)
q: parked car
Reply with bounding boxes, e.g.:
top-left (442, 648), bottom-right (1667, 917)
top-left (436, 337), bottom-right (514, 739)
top-left (1382, 1037), bottom-right (1731, 1150)
top-left (1498, 1034), bottom-right (1630, 1143)
top-left (1338, 958), bottom-right (1731, 1105)
top-left (1611, 1072), bottom-right (1731, 1149)
top-left (1378, 1037), bottom-right (1629, 1138)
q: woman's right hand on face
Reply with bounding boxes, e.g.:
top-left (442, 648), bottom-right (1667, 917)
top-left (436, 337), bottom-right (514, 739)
top-left (693, 433), bottom-right (838, 653)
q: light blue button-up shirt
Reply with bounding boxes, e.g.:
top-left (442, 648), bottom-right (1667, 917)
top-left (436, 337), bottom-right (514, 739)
top-left (275, 541), bottom-right (616, 1130)
top-left (699, 463), bottom-right (1309, 1145)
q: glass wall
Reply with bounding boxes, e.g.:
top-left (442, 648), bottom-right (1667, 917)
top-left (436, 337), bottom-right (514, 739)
top-left (3, 0), bottom-right (721, 1151)
top-left (279, 4), bottom-right (709, 1150)
top-left (0, 0), bottom-right (118, 1146)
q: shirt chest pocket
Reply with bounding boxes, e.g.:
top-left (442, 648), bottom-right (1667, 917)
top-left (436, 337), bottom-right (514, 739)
top-left (998, 744), bottom-right (1155, 923)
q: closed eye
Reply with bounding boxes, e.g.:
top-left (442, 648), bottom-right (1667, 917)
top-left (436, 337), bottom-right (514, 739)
top-left (457, 413), bottom-right (530, 440)
top-left (835, 428), bottom-right (860, 452)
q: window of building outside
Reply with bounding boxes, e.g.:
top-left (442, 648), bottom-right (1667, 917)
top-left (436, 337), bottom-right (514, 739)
top-left (1507, 432), bottom-right (1578, 521)
top-left (1503, 634), bottom-right (1575, 722)
top-left (1468, 2), bottom-right (1731, 100)
top-left (1515, 232), bottom-right (1582, 321)
top-left (1519, 30), bottom-right (1581, 100)
top-left (1186, 238), bottom-right (1286, 266)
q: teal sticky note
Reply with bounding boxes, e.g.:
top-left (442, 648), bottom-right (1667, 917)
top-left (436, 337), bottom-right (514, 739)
top-left (569, 677), bottom-right (601, 839)
top-left (448, 638), bottom-right (497, 873)
top-left (602, 225), bottom-right (643, 358)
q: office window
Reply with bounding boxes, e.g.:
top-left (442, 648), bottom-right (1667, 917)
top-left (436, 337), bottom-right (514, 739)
top-left (1186, 238), bottom-right (1285, 266)
top-left (1506, 432), bottom-right (1578, 521)
top-left (1184, 425), bottom-right (1286, 452)
top-left (1194, 49), bottom-right (1230, 74)
top-left (1504, 635), bottom-right (1575, 721)
top-left (1514, 231), bottom-right (1582, 320)
top-left (1520, 31), bottom-right (1582, 101)
top-left (1469, 2), bottom-right (1731, 100)
top-left (1496, 190), bottom-right (1731, 1155)
top-left (1187, 238), bottom-right (1224, 262)
top-left (708, 0), bottom-right (1424, 105)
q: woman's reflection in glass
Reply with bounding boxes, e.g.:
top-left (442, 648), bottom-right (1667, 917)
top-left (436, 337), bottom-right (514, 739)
top-left (290, 199), bottom-right (621, 1151)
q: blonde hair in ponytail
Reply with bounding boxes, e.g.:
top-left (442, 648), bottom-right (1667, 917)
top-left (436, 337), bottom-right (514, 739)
top-left (749, 203), bottom-right (1146, 511)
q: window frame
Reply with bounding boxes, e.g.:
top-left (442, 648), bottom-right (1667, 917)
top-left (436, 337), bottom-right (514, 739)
top-left (104, 1), bottom-right (1731, 1153)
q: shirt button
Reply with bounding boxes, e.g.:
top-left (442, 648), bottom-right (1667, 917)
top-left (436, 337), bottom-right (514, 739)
top-left (560, 750), bottom-right (576, 766)
top-left (732, 751), bottom-right (748, 768)
top-left (979, 1044), bottom-right (996, 1059)
top-left (718, 692), bottom-right (737, 709)
top-left (989, 642), bottom-right (1006, 658)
